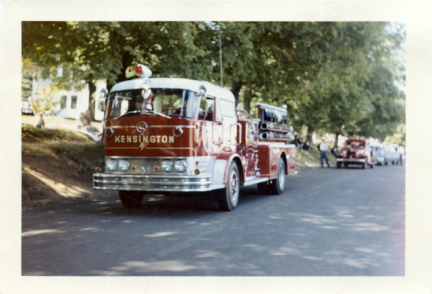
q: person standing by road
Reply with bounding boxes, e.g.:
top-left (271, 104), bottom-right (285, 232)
top-left (319, 140), bottom-right (330, 168)
top-left (35, 112), bottom-right (45, 129)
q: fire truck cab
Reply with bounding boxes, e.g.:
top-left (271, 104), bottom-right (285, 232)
top-left (336, 138), bottom-right (376, 169)
top-left (93, 64), bottom-right (296, 211)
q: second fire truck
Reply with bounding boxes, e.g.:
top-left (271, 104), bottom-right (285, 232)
top-left (93, 64), bottom-right (296, 211)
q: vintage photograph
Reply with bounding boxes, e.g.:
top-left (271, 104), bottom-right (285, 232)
top-left (1, 0), bottom-right (431, 293)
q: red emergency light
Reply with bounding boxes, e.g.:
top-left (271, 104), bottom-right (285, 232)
top-left (135, 65), bottom-right (143, 75)
top-left (134, 64), bottom-right (152, 79)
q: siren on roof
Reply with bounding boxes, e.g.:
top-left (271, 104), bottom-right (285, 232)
top-left (135, 64), bottom-right (152, 80)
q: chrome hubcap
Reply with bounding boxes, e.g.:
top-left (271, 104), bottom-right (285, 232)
top-left (230, 171), bottom-right (239, 202)
top-left (278, 161), bottom-right (285, 190)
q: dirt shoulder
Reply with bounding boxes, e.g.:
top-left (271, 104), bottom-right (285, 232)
top-left (22, 124), bottom-right (105, 210)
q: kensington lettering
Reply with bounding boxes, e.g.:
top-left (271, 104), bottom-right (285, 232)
top-left (114, 135), bottom-right (175, 144)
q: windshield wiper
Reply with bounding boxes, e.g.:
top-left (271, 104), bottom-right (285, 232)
top-left (115, 110), bottom-right (141, 119)
top-left (145, 110), bottom-right (172, 119)
top-left (114, 109), bottom-right (172, 120)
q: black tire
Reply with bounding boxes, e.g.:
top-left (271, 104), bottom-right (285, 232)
top-left (119, 190), bottom-right (144, 208)
top-left (336, 162), bottom-right (341, 169)
top-left (217, 162), bottom-right (240, 211)
top-left (270, 157), bottom-right (286, 195)
top-left (362, 162), bottom-right (366, 169)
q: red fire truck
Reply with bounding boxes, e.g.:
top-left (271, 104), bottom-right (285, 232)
top-left (336, 137), bottom-right (376, 169)
top-left (93, 64), bottom-right (296, 211)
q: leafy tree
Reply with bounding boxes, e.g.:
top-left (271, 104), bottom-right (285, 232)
top-left (22, 21), bottom-right (405, 143)
top-left (278, 22), bottom-right (405, 144)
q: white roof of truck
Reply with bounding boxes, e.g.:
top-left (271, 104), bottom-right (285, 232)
top-left (111, 78), bottom-right (235, 102)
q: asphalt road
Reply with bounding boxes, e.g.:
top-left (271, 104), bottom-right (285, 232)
top-left (22, 163), bottom-right (405, 276)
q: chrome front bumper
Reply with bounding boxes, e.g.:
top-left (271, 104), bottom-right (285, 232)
top-left (336, 157), bottom-right (366, 163)
top-left (93, 173), bottom-right (214, 192)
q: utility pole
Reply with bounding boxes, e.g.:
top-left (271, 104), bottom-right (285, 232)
top-left (219, 23), bottom-right (223, 87)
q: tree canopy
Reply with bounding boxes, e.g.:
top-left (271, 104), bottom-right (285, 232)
top-left (22, 21), bottom-right (405, 144)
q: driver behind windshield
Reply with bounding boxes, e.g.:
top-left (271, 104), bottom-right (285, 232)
top-left (133, 95), bottom-right (144, 113)
top-left (108, 89), bottom-right (198, 118)
top-left (171, 96), bottom-right (196, 117)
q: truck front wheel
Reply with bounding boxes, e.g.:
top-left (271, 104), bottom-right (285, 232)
top-left (119, 190), bottom-right (144, 208)
top-left (270, 157), bottom-right (286, 195)
top-left (217, 162), bottom-right (240, 211)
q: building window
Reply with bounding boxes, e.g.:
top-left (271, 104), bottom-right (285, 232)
top-left (71, 95), bottom-right (78, 109)
top-left (60, 95), bottom-right (67, 109)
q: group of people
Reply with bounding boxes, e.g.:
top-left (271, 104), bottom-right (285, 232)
top-left (292, 136), bottom-right (315, 151)
top-left (31, 108), bottom-right (101, 141)
top-left (292, 135), bottom-right (337, 168)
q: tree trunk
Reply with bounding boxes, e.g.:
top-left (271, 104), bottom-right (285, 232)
top-left (106, 52), bottom-right (133, 93)
top-left (86, 74), bottom-right (97, 121)
top-left (306, 126), bottom-right (314, 144)
top-left (114, 62), bottom-right (128, 86)
top-left (243, 86), bottom-right (252, 114)
top-left (231, 81), bottom-right (242, 107)
top-left (334, 131), bottom-right (340, 147)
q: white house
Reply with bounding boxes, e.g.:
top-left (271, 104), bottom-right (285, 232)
top-left (54, 82), bottom-right (106, 121)
top-left (23, 64), bottom-right (106, 121)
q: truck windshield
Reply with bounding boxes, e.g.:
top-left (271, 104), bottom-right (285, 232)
top-left (106, 88), bottom-right (198, 119)
top-left (346, 141), bottom-right (365, 148)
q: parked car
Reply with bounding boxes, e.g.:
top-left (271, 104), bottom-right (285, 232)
top-left (336, 138), bottom-right (376, 169)
top-left (373, 145), bottom-right (385, 165)
top-left (21, 99), bottom-right (33, 114)
top-left (383, 144), bottom-right (403, 165)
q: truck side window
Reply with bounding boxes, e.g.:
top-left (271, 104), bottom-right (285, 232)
top-left (199, 97), bottom-right (214, 121)
top-left (219, 99), bottom-right (236, 118)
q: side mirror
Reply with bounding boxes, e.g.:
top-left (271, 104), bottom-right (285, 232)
top-left (198, 85), bottom-right (207, 97)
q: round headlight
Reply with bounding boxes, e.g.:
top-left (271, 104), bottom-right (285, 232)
top-left (174, 160), bottom-right (187, 172)
top-left (161, 160), bottom-right (173, 172)
top-left (118, 159), bottom-right (130, 171)
top-left (106, 159), bottom-right (117, 171)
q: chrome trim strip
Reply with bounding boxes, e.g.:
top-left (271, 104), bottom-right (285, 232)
top-left (104, 147), bottom-right (198, 156)
top-left (105, 125), bottom-right (195, 129)
top-left (93, 173), bottom-right (221, 192)
top-left (336, 158), bottom-right (366, 163)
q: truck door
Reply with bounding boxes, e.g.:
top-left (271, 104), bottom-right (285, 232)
top-left (216, 98), bottom-right (237, 153)
top-left (198, 96), bottom-right (237, 154)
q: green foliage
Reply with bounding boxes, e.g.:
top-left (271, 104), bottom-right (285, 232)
top-left (22, 21), bottom-right (405, 142)
top-left (385, 124), bottom-right (406, 144)
top-left (36, 91), bottom-right (59, 115)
